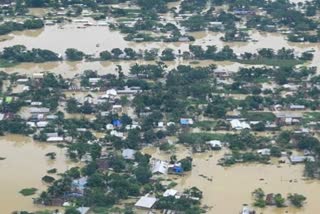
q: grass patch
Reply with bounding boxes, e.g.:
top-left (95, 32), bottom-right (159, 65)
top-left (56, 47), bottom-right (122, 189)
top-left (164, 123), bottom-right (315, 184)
top-left (179, 132), bottom-right (228, 145)
top-left (193, 121), bottom-right (217, 130)
top-left (242, 111), bottom-right (276, 121)
top-left (19, 188), bottom-right (37, 196)
top-left (303, 112), bottom-right (320, 123)
top-left (0, 59), bottom-right (18, 68)
top-left (233, 58), bottom-right (305, 67)
top-left (189, 61), bottom-right (200, 65)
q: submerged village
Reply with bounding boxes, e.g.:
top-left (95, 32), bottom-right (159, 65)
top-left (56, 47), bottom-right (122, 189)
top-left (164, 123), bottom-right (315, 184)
top-left (2, 0), bottom-right (320, 214)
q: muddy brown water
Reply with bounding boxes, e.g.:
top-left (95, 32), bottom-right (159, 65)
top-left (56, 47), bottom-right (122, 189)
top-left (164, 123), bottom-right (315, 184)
top-left (0, 6), bottom-right (320, 213)
top-left (0, 135), bottom-right (77, 213)
top-left (143, 146), bottom-right (320, 214)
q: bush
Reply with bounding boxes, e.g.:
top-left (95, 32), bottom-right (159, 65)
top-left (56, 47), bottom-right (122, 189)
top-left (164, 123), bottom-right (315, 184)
top-left (19, 188), bottom-right (37, 196)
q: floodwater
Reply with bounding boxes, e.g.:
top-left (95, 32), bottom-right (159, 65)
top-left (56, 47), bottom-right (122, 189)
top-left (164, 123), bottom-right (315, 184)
top-left (1, 5), bottom-right (320, 213)
top-left (0, 23), bottom-right (319, 77)
top-left (143, 146), bottom-right (320, 214)
top-left (0, 135), bottom-right (77, 213)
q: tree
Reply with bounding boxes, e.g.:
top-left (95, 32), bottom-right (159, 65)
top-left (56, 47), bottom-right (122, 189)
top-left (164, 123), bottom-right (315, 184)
top-left (66, 98), bottom-right (79, 113)
top-left (111, 48), bottom-right (123, 59)
top-left (99, 50), bottom-right (112, 60)
top-left (179, 157), bottom-right (192, 171)
top-left (144, 129), bottom-right (156, 144)
top-left (252, 188), bottom-right (266, 208)
top-left (65, 207), bottom-right (81, 214)
top-left (277, 131), bottom-right (291, 146)
top-left (26, 0), bottom-right (46, 7)
top-left (160, 48), bottom-right (175, 61)
top-left (90, 144), bottom-right (101, 160)
top-left (134, 166), bottom-right (152, 184)
top-left (288, 193), bottom-right (306, 207)
top-left (274, 193), bottom-right (285, 207)
top-left (65, 48), bottom-right (84, 61)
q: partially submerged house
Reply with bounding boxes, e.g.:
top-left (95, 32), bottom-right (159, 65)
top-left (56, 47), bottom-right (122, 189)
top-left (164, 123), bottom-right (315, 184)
top-left (122, 149), bottom-right (136, 160)
top-left (289, 155), bottom-right (315, 164)
top-left (163, 189), bottom-right (178, 197)
top-left (135, 195), bottom-right (157, 209)
top-left (206, 140), bottom-right (223, 150)
top-left (151, 160), bottom-right (169, 174)
top-left (230, 119), bottom-right (251, 130)
top-left (180, 118), bottom-right (194, 125)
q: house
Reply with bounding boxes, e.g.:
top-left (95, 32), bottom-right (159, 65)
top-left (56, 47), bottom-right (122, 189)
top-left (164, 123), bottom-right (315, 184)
top-left (72, 177), bottom-right (88, 192)
top-left (110, 130), bottom-right (124, 139)
top-left (158, 122), bottom-right (164, 128)
top-left (257, 148), bottom-right (271, 156)
top-left (178, 36), bottom-right (190, 42)
top-left (289, 104), bottom-right (306, 111)
top-left (125, 124), bottom-right (141, 130)
top-left (96, 159), bottom-right (109, 171)
top-left (241, 206), bottom-right (255, 214)
top-left (135, 195), bottom-right (157, 209)
top-left (230, 119), bottom-right (250, 130)
top-left (88, 78), bottom-right (101, 85)
top-left (112, 119), bottom-right (122, 127)
top-left (152, 160), bottom-right (169, 174)
top-left (47, 137), bottom-right (64, 142)
top-left (289, 155), bottom-right (315, 164)
top-left (275, 112), bottom-right (302, 125)
top-left (122, 149), bottom-right (136, 160)
top-left (27, 122), bottom-right (36, 128)
top-left (106, 124), bottom-right (114, 130)
top-left (213, 69), bottom-right (230, 80)
top-left (36, 121), bottom-right (49, 128)
top-left (30, 107), bottom-right (50, 114)
top-left (105, 89), bottom-right (117, 98)
top-left (272, 104), bottom-right (283, 111)
top-left (33, 73), bottom-right (44, 79)
top-left (163, 189), bottom-right (178, 197)
top-left (168, 163), bottom-right (184, 174)
top-left (133, 37), bottom-right (144, 42)
top-left (76, 207), bottom-right (91, 214)
top-left (206, 140), bottom-right (223, 150)
top-left (112, 105), bottom-right (122, 113)
top-left (84, 95), bottom-right (94, 104)
top-left (180, 118), bottom-right (193, 125)
top-left (117, 86), bottom-right (141, 94)
top-left (266, 193), bottom-right (275, 205)
top-left (209, 21), bottom-right (224, 31)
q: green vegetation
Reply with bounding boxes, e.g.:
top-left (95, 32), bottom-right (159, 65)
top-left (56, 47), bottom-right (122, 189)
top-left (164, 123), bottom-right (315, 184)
top-left (19, 188), bottom-right (38, 196)
top-left (242, 112), bottom-right (276, 122)
top-left (234, 58), bottom-right (305, 67)
top-left (288, 194), bottom-right (307, 208)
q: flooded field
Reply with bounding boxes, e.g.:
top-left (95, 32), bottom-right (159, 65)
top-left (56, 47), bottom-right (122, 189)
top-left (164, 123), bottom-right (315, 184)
top-left (144, 146), bottom-right (320, 214)
top-left (0, 135), bottom-right (76, 213)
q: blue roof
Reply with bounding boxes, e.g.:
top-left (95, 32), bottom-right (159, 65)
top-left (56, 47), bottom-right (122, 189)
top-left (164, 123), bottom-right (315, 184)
top-left (180, 119), bottom-right (189, 125)
top-left (112, 119), bottom-right (122, 127)
top-left (173, 166), bottom-right (183, 173)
